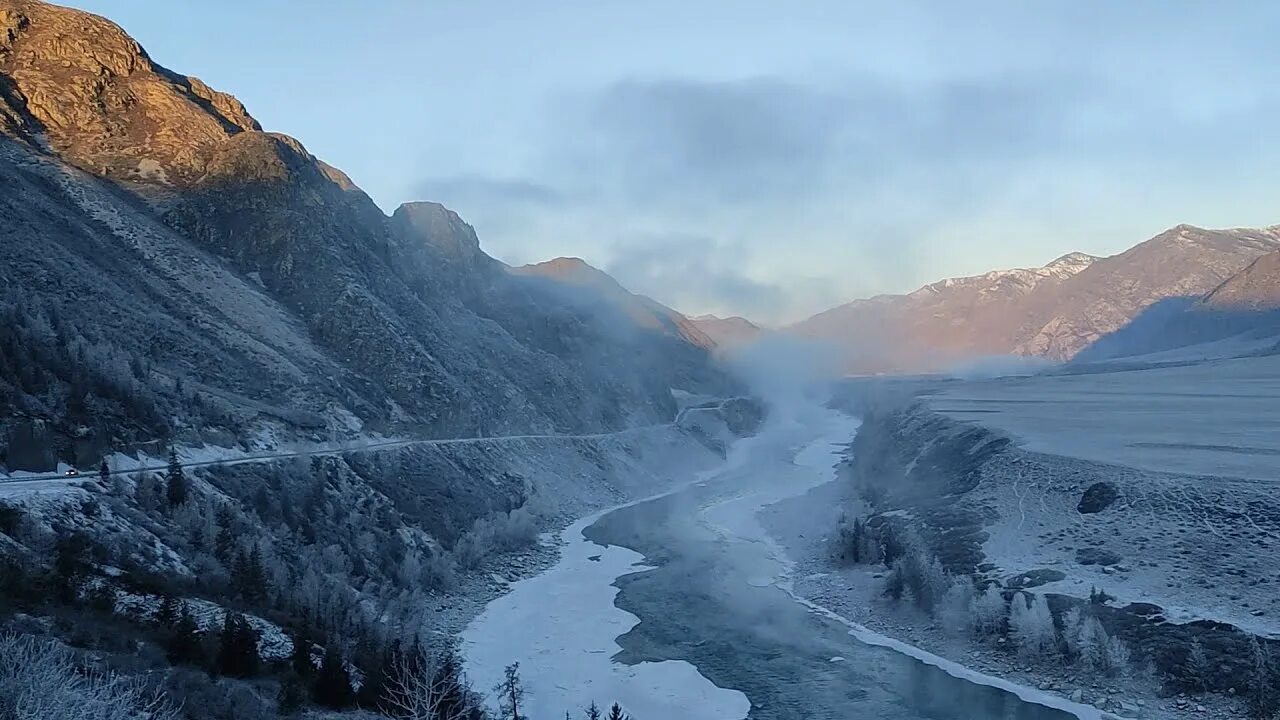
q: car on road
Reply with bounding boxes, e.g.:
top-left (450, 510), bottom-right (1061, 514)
top-left (63, 468), bottom-right (79, 477)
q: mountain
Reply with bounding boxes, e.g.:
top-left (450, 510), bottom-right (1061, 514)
top-left (1076, 249), bottom-right (1280, 362)
top-left (1201, 249), bottom-right (1280, 311)
top-left (512, 257), bottom-right (716, 350)
top-left (689, 314), bottom-right (766, 350)
top-left (0, 0), bottom-right (733, 468)
top-left (789, 225), bottom-right (1280, 373)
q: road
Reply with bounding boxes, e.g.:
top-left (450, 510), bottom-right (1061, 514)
top-left (0, 424), bottom-right (672, 493)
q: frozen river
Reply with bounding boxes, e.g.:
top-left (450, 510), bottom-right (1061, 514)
top-left (463, 405), bottom-right (1100, 720)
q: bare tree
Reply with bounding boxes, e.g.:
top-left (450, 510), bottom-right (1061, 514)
top-left (0, 633), bottom-right (179, 720)
top-left (496, 662), bottom-right (526, 720)
top-left (383, 648), bottom-right (477, 720)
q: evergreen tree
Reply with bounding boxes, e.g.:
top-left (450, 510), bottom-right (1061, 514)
top-left (216, 611), bottom-right (259, 678)
top-left (1185, 638), bottom-right (1212, 693)
top-left (355, 643), bottom-right (393, 712)
top-left (313, 644), bottom-right (355, 709)
top-left (290, 632), bottom-right (315, 678)
top-left (98, 459), bottom-right (110, 486)
top-left (497, 662), bottom-right (526, 720)
top-left (606, 702), bottom-right (629, 720)
top-left (584, 701), bottom-right (602, 720)
top-left (154, 593), bottom-right (180, 626)
top-left (165, 447), bottom-right (188, 507)
top-left (167, 603), bottom-right (205, 667)
top-left (1247, 637), bottom-right (1277, 718)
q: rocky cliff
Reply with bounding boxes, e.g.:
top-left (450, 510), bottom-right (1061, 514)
top-left (0, 0), bottom-right (735, 469)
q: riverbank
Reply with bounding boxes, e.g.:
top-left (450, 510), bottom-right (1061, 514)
top-left (758, 446), bottom-right (1252, 720)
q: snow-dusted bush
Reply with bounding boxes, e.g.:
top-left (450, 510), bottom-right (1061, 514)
top-left (970, 584), bottom-right (1007, 637)
top-left (1102, 635), bottom-right (1132, 678)
top-left (0, 633), bottom-right (178, 720)
top-left (1010, 592), bottom-right (1056, 661)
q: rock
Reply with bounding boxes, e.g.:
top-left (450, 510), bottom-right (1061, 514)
top-left (1069, 689), bottom-right (1084, 703)
top-left (1078, 481), bottom-right (1121, 513)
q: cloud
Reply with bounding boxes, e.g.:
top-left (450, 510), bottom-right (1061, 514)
top-left (411, 63), bottom-right (1280, 324)
top-left (602, 233), bottom-right (796, 323)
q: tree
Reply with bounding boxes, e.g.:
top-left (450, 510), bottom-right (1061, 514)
top-left (1059, 608), bottom-right (1084, 662)
top-left (154, 594), bottom-right (180, 627)
top-left (496, 662), bottom-right (525, 720)
top-left (1010, 592), bottom-right (1056, 661)
top-left (313, 644), bottom-right (355, 709)
top-left (606, 702), bottom-right (629, 720)
top-left (216, 611), bottom-right (259, 678)
top-left (289, 632), bottom-right (315, 678)
top-left (98, 459), bottom-right (110, 486)
top-left (970, 584), bottom-right (1007, 637)
top-left (167, 603), bottom-right (204, 667)
top-left (165, 447), bottom-right (188, 508)
top-left (937, 577), bottom-right (974, 637)
top-left (1247, 637), bottom-right (1277, 718)
top-left (1184, 638), bottom-right (1211, 693)
top-left (584, 701), bottom-right (603, 720)
top-left (383, 646), bottom-right (480, 720)
top-left (0, 633), bottom-right (179, 720)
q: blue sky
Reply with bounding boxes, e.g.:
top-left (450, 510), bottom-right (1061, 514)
top-left (72, 1), bottom-right (1280, 324)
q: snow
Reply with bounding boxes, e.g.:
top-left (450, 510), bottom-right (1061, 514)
top-left (461, 495), bottom-right (751, 720)
top-left (929, 354), bottom-right (1280, 480)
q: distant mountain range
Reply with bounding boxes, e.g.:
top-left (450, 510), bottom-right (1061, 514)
top-left (784, 225), bottom-right (1280, 373)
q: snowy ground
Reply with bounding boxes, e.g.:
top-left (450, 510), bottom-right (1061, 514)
top-left (927, 354), bottom-right (1280, 481)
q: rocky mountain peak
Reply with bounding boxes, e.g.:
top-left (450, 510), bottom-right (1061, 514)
top-left (1201, 250), bottom-right (1280, 311)
top-left (390, 201), bottom-right (483, 262)
top-left (0, 0), bottom-right (260, 183)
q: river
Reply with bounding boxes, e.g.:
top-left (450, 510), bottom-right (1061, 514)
top-left (463, 405), bottom-right (1098, 720)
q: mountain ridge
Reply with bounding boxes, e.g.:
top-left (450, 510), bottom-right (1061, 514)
top-left (788, 223), bottom-right (1280, 372)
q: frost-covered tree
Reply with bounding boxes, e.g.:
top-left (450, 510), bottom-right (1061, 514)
top-left (1059, 607), bottom-right (1083, 662)
top-left (382, 646), bottom-right (482, 720)
top-left (0, 634), bottom-right (178, 720)
top-left (1184, 638), bottom-right (1211, 693)
top-left (1010, 593), bottom-right (1056, 661)
top-left (606, 702), bottom-right (630, 720)
top-left (970, 584), bottom-right (1007, 637)
top-left (1102, 635), bottom-right (1131, 678)
top-left (1247, 636), bottom-right (1277, 718)
top-left (585, 701), bottom-right (603, 720)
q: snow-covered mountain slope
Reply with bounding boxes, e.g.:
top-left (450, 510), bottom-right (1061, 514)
top-left (790, 225), bottom-right (1280, 373)
top-left (0, 0), bottom-right (735, 472)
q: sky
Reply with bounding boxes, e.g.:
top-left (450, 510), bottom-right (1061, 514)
top-left (71, 1), bottom-right (1280, 325)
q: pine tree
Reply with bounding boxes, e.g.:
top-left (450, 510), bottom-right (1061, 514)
top-left (313, 644), bottom-right (355, 709)
top-left (154, 593), bottom-right (180, 626)
top-left (167, 603), bottom-right (204, 667)
top-left (585, 701), bottom-right (602, 720)
top-left (98, 459), bottom-right (110, 486)
top-left (497, 662), bottom-right (526, 720)
top-left (606, 702), bottom-right (629, 720)
top-left (216, 611), bottom-right (259, 678)
top-left (165, 447), bottom-right (188, 507)
top-left (290, 632), bottom-right (315, 678)
top-left (1247, 637), bottom-right (1277, 718)
top-left (1185, 638), bottom-right (1211, 693)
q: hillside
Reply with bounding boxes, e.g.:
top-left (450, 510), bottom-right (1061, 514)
top-left (0, 0), bottom-right (734, 471)
top-left (689, 314), bottom-right (766, 350)
top-left (790, 225), bottom-right (1280, 373)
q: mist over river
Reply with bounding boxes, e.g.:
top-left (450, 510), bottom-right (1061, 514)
top-left (463, 404), bottom-right (1098, 720)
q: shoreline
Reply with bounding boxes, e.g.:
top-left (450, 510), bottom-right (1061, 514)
top-left (757, 460), bottom-right (1248, 720)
